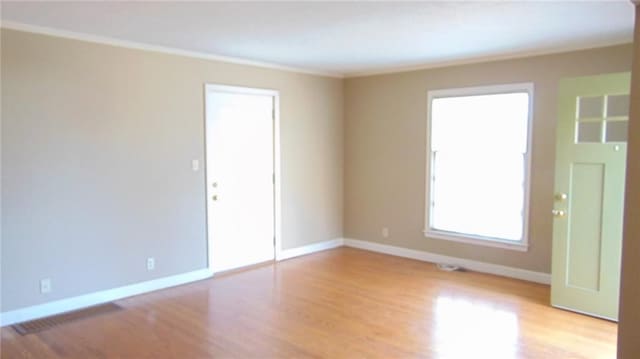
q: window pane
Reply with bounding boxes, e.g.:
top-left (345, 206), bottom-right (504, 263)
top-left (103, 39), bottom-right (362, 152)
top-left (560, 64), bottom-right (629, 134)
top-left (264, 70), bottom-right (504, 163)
top-left (606, 121), bottom-right (628, 142)
top-left (577, 122), bottom-right (602, 143)
top-left (578, 96), bottom-right (604, 119)
top-left (431, 93), bottom-right (529, 153)
top-left (432, 151), bottom-right (524, 241)
top-left (606, 95), bottom-right (630, 118)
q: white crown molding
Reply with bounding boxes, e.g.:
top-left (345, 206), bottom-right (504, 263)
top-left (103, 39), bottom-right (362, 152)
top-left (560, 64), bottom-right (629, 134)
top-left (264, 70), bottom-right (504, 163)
top-left (0, 20), bottom-right (344, 79)
top-left (277, 238), bottom-right (344, 261)
top-left (0, 267), bottom-right (214, 327)
top-left (343, 238), bottom-right (551, 285)
top-left (344, 39), bottom-right (634, 78)
top-left (1, 21), bottom-right (631, 81)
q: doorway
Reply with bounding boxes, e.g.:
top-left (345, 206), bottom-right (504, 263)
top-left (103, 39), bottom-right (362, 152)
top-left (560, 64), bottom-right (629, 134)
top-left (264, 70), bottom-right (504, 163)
top-left (204, 84), bottom-right (280, 273)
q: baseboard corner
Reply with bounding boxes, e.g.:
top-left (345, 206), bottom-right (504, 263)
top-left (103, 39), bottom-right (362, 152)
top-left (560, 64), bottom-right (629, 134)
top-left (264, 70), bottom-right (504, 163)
top-left (276, 238), bottom-right (344, 261)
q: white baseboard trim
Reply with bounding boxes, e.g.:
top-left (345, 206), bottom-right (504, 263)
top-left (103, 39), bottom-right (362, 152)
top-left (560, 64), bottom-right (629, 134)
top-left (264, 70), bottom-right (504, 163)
top-left (277, 238), bottom-right (344, 261)
top-left (0, 267), bottom-right (213, 327)
top-left (343, 238), bottom-right (551, 285)
top-left (1, 238), bottom-right (549, 326)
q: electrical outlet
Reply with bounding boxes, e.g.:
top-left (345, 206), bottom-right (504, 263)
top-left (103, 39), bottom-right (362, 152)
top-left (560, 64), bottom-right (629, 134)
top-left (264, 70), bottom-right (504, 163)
top-left (40, 278), bottom-right (52, 294)
top-left (147, 257), bottom-right (155, 271)
top-left (382, 227), bottom-right (389, 238)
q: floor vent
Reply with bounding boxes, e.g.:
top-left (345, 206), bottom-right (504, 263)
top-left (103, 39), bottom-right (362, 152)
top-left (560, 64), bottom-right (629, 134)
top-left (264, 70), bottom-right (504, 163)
top-left (12, 303), bottom-right (123, 335)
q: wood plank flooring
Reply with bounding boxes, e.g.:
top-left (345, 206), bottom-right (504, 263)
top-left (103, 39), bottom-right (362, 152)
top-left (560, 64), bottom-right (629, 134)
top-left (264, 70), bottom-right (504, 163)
top-left (1, 247), bottom-right (617, 358)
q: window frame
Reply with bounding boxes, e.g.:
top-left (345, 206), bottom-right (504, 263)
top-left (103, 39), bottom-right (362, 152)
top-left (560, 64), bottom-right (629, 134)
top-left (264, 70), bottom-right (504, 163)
top-left (424, 83), bottom-right (534, 252)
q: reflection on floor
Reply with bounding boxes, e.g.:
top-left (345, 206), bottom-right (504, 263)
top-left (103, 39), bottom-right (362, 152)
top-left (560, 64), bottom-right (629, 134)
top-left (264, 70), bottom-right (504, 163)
top-left (1, 247), bottom-right (617, 358)
top-left (435, 296), bottom-right (519, 358)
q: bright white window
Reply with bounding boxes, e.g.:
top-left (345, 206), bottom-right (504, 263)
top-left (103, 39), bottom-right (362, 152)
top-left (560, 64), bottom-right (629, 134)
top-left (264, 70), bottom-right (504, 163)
top-left (425, 83), bottom-right (533, 251)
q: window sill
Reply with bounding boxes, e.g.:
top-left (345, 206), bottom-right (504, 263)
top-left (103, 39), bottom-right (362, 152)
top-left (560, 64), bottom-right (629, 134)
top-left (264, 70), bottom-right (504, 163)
top-left (423, 229), bottom-right (529, 252)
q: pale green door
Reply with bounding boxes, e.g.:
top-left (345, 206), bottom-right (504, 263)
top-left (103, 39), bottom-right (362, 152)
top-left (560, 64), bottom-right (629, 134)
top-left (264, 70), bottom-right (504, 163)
top-left (551, 72), bottom-right (630, 321)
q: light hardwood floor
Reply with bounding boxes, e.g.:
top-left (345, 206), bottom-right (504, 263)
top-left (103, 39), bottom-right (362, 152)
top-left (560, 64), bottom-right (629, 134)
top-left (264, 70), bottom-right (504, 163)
top-left (1, 247), bottom-right (617, 358)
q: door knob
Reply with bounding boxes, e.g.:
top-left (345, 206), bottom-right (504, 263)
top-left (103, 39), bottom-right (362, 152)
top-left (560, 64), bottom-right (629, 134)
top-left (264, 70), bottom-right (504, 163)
top-left (552, 209), bottom-right (566, 217)
top-left (212, 195), bottom-right (218, 201)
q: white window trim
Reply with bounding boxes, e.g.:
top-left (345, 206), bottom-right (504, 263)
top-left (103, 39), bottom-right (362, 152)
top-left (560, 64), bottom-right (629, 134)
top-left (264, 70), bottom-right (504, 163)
top-left (424, 83), bottom-right (534, 252)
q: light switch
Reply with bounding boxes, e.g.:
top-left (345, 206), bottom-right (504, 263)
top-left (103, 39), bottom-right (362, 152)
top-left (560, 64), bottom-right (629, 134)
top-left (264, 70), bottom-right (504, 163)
top-left (192, 159), bottom-right (200, 171)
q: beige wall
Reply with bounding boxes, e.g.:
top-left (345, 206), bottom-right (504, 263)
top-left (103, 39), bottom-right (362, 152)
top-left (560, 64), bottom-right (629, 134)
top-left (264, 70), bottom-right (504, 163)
top-left (344, 44), bottom-right (633, 273)
top-left (0, 29), bottom-right (343, 311)
top-left (1, 25), bottom-right (634, 315)
top-left (618, 5), bottom-right (639, 358)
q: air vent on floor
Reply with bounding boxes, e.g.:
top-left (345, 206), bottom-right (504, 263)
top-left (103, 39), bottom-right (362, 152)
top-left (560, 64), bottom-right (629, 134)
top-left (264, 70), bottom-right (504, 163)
top-left (12, 303), bottom-right (123, 335)
top-left (436, 263), bottom-right (463, 272)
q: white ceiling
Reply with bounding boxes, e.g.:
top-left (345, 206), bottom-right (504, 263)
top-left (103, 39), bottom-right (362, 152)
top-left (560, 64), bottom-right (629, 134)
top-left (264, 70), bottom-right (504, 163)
top-left (0, 1), bottom-right (634, 77)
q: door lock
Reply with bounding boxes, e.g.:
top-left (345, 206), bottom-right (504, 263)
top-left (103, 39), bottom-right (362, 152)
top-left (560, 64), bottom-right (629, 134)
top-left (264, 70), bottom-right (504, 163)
top-left (555, 193), bottom-right (568, 201)
top-left (552, 209), bottom-right (566, 217)
top-left (212, 195), bottom-right (218, 201)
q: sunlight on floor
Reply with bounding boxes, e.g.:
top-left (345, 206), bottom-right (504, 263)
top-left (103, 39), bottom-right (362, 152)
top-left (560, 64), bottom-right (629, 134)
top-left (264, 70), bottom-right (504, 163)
top-left (434, 295), bottom-right (519, 359)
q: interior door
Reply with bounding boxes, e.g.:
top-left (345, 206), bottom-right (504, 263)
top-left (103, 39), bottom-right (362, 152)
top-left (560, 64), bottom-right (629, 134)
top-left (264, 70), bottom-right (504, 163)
top-left (551, 72), bottom-right (631, 320)
top-left (205, 85), bottom-right (276, 273)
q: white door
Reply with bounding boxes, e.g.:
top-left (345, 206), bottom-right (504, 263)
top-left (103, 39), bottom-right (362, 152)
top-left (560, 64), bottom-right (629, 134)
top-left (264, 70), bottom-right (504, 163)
top-left (551, 73), bottom-right (630, 320)
top-left (205, 85), bottom-right (277, 273)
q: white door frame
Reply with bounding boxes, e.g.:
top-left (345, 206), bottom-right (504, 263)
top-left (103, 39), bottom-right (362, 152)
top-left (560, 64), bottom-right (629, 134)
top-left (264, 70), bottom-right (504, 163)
top-left (203, 83), bottom-right (282, 272)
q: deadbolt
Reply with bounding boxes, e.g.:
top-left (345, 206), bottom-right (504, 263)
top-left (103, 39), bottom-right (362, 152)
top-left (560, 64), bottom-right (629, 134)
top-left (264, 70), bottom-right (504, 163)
top-left (554, 193), bottom-right (568, 201)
